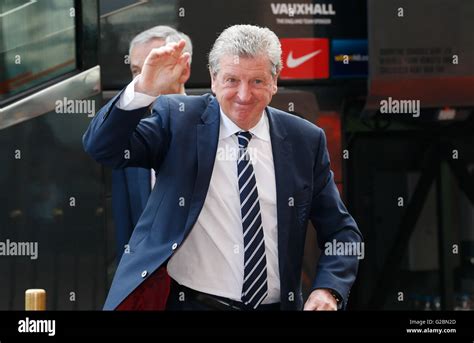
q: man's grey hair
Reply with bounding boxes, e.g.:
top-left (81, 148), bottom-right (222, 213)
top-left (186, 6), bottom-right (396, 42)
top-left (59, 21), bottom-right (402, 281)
top-left (129, 25), bottom-right (193, 63)
top-left (208, 25), bottom-right (282, 78)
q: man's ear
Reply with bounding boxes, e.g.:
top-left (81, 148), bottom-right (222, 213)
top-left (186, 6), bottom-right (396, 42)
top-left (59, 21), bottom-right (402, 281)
top-left (272, 75), bottom-right (279, 95)
top-left (178, 62), bottom-right (191, 84)
top-left (210, 70), bottom-right (216, 94)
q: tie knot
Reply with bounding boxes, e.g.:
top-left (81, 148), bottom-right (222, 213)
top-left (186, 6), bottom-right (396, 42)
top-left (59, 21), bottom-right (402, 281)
top-left (237, 131), bottom-right (252, 149)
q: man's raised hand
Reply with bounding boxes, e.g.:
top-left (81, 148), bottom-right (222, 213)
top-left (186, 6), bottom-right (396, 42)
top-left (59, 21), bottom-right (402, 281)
top-left (135, 39), bottom-right (190, 97)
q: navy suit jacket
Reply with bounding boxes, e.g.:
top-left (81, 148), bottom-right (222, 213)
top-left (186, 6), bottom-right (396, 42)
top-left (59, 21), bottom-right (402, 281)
top-left (83, 92), bottom-right (362, 310)
top-left (112, 167), bottom-right (151, 260)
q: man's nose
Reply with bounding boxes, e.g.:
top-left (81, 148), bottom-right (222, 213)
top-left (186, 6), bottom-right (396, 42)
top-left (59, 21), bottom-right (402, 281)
top-left (236, 83), bottom-right (252, 102)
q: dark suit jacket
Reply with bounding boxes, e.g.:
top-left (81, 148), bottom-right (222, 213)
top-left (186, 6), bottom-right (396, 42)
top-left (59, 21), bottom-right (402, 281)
top-left (83, 92), bottom-right (363, 310)
top-left (112, 164), bottom-right (171, 311)
top-left (112, 167), bottom-right (151, 260)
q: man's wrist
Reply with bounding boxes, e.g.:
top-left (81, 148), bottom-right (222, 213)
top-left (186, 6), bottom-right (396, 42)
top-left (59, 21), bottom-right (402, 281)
top-left (117, 77), bottom-right (157, 110)
top-left (326, 289), bottom-right (342, 305)
top-left (135, 75), bottom-right (161, 97)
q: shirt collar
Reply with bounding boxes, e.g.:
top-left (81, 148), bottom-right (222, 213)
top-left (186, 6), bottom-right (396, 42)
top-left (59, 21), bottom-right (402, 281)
top-left (219, 108), bottom-right (270, 142)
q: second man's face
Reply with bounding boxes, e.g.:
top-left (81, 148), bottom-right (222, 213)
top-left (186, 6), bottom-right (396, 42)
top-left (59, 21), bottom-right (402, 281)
top-left (211, 54), bottom-right (278, 130)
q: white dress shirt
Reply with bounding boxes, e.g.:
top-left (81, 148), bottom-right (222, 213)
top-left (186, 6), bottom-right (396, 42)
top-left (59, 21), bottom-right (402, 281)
top-left (150, 169), bottom-right (156, 189)
top-left (117, 81), bottom-right (280, 303)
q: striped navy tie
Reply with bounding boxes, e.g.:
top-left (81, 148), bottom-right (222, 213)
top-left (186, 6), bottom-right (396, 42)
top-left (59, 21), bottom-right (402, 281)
top-left (236, 131), bottom-right (268, 309)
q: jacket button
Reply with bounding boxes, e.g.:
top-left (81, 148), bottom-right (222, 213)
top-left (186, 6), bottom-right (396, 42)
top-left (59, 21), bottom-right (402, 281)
top-left (141, 270), bottom-right (147, 278)
top-left (172, 243), bottom-right (178, 250)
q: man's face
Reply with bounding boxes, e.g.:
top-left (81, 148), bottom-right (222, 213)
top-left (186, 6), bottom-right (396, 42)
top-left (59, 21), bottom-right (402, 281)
top-left (130, 38), bottom-right (165, 78)
top-left (211, 54), bottom-right (278, 129)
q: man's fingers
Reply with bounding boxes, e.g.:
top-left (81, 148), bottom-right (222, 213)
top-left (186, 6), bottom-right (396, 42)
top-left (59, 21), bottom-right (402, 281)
top-left (179, 52), bottom-right (191, 65)
top-left (161, 39), bottom-right (186, 59)
top-left (172, 39), bottom-right (186, 55)
top-left (147, 40), bottom-right (187, 65)
top-left (148, 47), bottom-right (174, 61)
top-left (303, 298), bottom-right (319, 311)
top-left (303, 297), bottom-right (337, 311)
top-left (318, 302), bottom-right (337, 311)
top-left (305, 302), bottom-right (336, 311)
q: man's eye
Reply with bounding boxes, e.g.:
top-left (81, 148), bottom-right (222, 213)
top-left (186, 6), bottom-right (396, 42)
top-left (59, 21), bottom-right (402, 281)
top-left (254, 79), bottom-right (263, 84)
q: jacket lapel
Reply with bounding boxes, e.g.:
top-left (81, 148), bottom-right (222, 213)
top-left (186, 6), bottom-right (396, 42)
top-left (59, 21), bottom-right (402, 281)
top-left (266, 108), bottom-right (294, 288)
top-left (183, 97), bottom-right (220, 234)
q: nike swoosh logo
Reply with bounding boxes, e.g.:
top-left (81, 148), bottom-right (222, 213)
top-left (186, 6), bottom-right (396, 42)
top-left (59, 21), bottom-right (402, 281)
top-left (286, 49), bottom-right (322, 68)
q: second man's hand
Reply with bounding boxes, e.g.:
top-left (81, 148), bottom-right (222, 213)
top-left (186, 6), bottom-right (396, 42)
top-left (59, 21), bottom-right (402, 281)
top-left (135, 39), bottom-right (190, 97)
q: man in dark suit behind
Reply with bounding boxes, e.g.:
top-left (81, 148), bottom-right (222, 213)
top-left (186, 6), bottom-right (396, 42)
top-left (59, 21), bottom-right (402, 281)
top-left (113, 26), bottom-right (193, 262)
top-left (84, 25), bottom-right (363, 311)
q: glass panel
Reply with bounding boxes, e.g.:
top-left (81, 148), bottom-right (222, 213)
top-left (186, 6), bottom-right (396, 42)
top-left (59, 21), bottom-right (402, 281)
top-left (0, 95), bottom-right (109, 310)
top-left (0, 0), bottom-right (76, 102)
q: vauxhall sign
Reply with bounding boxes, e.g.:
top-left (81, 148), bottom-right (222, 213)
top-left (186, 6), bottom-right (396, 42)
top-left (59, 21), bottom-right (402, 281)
top-left (270, 3), bottom-right (336, 16)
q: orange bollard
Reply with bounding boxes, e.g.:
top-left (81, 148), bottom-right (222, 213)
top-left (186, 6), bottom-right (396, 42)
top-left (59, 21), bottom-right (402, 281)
top-left (25, 289), bottom-right (46, 310)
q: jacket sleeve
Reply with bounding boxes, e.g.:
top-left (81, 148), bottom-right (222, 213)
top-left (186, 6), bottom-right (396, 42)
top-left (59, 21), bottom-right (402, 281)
top-left (309, 128), bottom-right (363, 309)
top-left (82, 91), bottom-right (170, 170)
